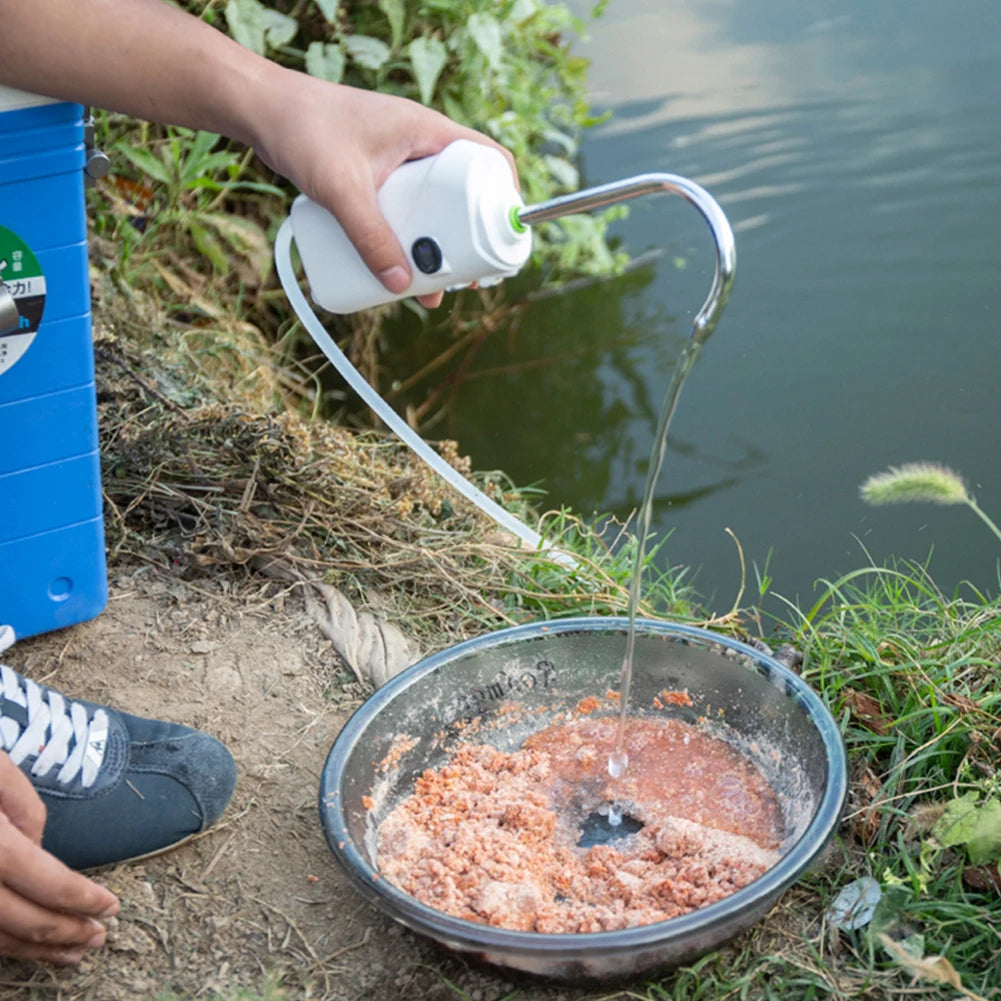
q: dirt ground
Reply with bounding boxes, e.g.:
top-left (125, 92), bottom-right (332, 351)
top-left (1, 560), bottom-right (639, 1001)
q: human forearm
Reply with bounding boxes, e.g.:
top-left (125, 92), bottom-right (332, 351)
top-left (0, 0), bottom-right (266, 147)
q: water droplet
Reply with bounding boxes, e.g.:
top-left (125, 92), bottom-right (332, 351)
top-left (608, 750), bottom-right (628, 779)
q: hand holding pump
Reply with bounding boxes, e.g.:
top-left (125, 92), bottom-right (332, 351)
top-left (291, 140), bottom-right (532, 314)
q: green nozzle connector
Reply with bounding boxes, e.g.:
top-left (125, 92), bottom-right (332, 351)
top-left (508, 205), bottom-right (527, 234)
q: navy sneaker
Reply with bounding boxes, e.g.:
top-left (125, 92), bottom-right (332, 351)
top-left (0, 625), bottom-right (237, 870)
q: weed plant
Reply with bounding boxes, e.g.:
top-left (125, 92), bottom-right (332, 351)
top-left (759, 559), bottom-right (1001, 999)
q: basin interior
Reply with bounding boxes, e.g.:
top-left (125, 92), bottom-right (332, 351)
top-left (332, 624), bottom-right (834, 870)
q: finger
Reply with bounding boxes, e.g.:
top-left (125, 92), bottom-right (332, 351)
top-left (0, 816), bottom-right (119, 919)
top-left (0, 925), bottom-right (100, 965)
top-left (0, 752), bottom-right (46, 843)
top-left (416, 291), bottom-right (444, 309)
top-left (0, 882), bottom-right (108, 955)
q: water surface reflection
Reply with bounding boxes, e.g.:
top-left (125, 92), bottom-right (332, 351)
top-left (388, 0), bottom-right (1001, 611)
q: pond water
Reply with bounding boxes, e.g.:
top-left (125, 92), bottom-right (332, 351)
top-left (393, 0), bottom-right (1001, 614)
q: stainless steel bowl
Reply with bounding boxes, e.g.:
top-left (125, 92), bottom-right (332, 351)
top-left (319, 618), bottom-right (847, 982)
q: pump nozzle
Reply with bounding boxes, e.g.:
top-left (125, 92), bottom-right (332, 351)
top-left (517, 174), bottom-right (736, 345)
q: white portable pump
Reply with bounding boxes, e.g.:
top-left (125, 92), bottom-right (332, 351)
top-left (275, 139), bottom-right (736, 552)
top-left (291, 140), bottom-right (532, 314)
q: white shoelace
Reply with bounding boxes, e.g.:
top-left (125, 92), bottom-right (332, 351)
top-left (0, 625), bottom-right (109, 788)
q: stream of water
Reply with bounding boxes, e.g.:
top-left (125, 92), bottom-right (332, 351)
top-left (608, 338), bottom-right (703, 824)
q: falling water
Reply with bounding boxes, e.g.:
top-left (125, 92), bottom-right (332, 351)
top-left (606, 338), bottom-right (703, 823)
top-left (517, 173), bottom-right (734, 833)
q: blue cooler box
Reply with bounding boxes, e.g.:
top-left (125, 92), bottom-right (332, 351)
top-left (0, 86), bottom-right (107, 639)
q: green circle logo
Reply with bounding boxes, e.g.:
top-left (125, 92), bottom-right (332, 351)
top-left (0, 225), bottom-right (46, 376)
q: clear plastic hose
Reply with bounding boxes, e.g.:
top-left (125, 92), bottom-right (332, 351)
top-left (274, 217), bottom-right (547, 552)
top-left (275, 169), bottom-right (735, 562)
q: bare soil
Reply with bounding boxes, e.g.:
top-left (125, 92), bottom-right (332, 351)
top-left (2, 564), bottom-right (611, 1001)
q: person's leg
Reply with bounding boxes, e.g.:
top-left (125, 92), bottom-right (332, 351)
top-left (0, 625), bottom-right (236, 870)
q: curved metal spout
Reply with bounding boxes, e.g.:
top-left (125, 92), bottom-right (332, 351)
top-left (518, 174), bottom-right (736, 345)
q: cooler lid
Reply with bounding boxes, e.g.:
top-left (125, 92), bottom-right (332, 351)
top-left (0, 85), bottom-right (59, 113)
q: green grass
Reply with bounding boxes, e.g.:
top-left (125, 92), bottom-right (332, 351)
top-left (633, 558), bottom-right (1001, 1001)
top-left (495, 507), bottom-right (701, 625)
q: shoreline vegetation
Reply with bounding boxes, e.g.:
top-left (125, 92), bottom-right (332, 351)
top-left (81, 1), bottom-right (999, 997)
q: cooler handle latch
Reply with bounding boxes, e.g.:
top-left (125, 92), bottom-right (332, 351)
top-left (83, 111), bottom-right (111, 186)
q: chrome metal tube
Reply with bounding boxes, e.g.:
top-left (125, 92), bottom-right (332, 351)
top-left (518, 174), bottom-right (736, 344)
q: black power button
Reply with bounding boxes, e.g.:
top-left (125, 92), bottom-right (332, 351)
top-left (411, 236), bottom-right (443, 274)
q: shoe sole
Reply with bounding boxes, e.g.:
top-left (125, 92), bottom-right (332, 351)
top-left (80, 831), bottom-right (205, 872)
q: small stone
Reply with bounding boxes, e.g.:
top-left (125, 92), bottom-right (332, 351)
top-left (772, 644), bottom-right (804, 672)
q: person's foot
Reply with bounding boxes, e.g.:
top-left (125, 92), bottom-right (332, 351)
top-left (0, 625), bottom-right (237, 870)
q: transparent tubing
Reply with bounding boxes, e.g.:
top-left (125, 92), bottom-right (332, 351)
top-left (274, 173), bottom-right (735, 554)
top-left (275, 218), bottom-right (548, 552)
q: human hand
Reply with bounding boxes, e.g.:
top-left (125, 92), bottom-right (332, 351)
top-left (0, 752), bottom-right (119, 964)
top-left (249, 69), bottom-right (518, 308)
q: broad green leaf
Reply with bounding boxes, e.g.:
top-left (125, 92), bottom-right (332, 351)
top-left (178, 135), bottom-right (238, 188)
top-left (344, 34), bottom-right (391, 72)
top-left (225, 0), bottom-right (296, 56)
top-left (218, 179), bottom-right (285, 196)
top-left (507, 0), bottom-right (538, 23)
top-left (313, 0), bottom-right (338, 23)
top-left (305, 41), bottom-right (346, 83)
top-left (544, 153), bottom-right (579, 190)
top-left (933, 793), bottom-right (1001, 864)
top-left (187, 177), bottom-right (229, 192)
top-left (189, 221), bottom-right (229, 273)
top-left (179, 156), bottom-right (242, 191)
top-left (114, 143), bottom-right (171, 185)
top-left (934, 793), bottom-right (983, 849)
top-left (408, 37), bottom-right (448, 106)
top-left (187, 130), bottom-right (221, 163)
top-left (378, 0), bottom-right (406, 50)
top-left (190, 152), bottom-right (242, 177)
top-left (262, 7), bottom-right (297, 48)
top-left (467, 12), bottom-right (504, 70)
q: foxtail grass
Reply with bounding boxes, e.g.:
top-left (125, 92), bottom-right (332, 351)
top-left (860, 462), bottom-right (1001, 546)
